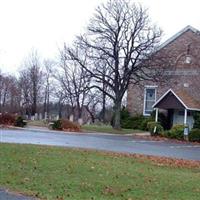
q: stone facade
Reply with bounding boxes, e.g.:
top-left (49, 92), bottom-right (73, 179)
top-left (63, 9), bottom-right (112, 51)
top-left (127, 26), bottom-right (200, 116)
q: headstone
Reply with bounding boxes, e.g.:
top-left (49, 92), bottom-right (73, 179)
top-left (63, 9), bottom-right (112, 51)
top-left (69, 114), bottom-right (74, 122)
top-left (35, 113), bottom-right (38, 120)
top-left (86, 119), bottom-right (91, 125)
top-left (39, 113), bottom-right (42, 120)
top-left (44, 112), bottom-right (47, 120)
top-left (78, 118), bottom-right (83, 125)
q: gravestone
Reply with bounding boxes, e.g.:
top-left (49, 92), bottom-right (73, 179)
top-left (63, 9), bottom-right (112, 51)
top-left (78, 118), bottom-right (83, 125)
top-left (69, 114), bottom-right (74, 122)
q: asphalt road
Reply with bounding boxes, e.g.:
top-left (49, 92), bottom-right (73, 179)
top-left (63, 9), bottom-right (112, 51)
top-left (0, 189), bottom-right (34, 200)
top-left (1, 129), bottom-right (200, 161)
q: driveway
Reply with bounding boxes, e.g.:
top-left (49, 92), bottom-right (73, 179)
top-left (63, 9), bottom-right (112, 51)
top-left (0, 129), bottom-right (200, 161)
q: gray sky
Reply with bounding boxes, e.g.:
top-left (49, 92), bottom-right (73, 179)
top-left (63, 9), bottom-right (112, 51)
top-left (0, 0), bottom-right (199, 74)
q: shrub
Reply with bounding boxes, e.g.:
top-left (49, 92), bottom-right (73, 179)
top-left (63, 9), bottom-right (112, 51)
top-left (61, 119), bottom-right (81, 132)
top-left (189, 129), bottom-right (200, 142)
top-left (193, 112), bottom-right (200, 129)
top-left (52, 119), bottom-right (81, 132)
top-left (121, 112), bottom-right (153, 131)
top-left (120, 107), bottom-right (133, 129)
top-left (147, 121), bottom-right (164, 136)
top-left (140, 117), bottom-right (153, 131)
top-left (162, 130), bottom-right (170, 138)
top-left (14, 116), bottom-right (27, 127)
top-left (52, 120), bottom-right (62, 130)
top-left (0, 113), bottom-right (15, 125)
top-left (131, 115), bottom-right (145, 129)
top-left (120, 107), bottom-right (130, 121)
top-left (166, 124), bottom-right (185, 140)
top-left (115, 107), bottom-right (154, 130)
top-left (121, 118), bottom-right (133, 129)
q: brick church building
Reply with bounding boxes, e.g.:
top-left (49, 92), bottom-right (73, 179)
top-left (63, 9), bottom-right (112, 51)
top-left (127, 25), bottom-right (200, 131)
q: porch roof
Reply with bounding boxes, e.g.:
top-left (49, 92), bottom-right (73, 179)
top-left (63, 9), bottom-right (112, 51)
top-left (153, 89), bottom-right (200, 111)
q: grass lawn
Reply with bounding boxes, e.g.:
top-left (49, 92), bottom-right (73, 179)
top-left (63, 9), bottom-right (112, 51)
top-left (27, 121), bottom-right (143, 135)
top-left (82, 124), bottom-right (144, 134)
top-left (0, 144), bottom-right (200, 200)
top-left (27, 120), bottom-right (48, 127)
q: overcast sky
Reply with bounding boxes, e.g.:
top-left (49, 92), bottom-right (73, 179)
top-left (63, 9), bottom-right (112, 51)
top-left (0, 0), bottom-right (200, 74)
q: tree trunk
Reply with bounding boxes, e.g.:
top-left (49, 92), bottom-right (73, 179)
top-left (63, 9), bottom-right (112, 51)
top-left (102, 73), bottom-right (106, 123)
top-left (2, 89), bottom-right (8, 113)
top-left (43, 88), bottom-right (47, 119)
top-left (46, 85), bottom-right (50, 119)
top-left (112, 100), bottom-right (121, 129)
top-left (0, 92), bottom-right (2, 113)
top-left (102, 91), bottom-right (106, 123)
top-left (58, 100), bottom-right (62, 119)
top-left (32, 79), bottom-right (37, 115)
top-left (85, 106), bottom-right (95, 123)
top-left (31, 103), bottom-right (36, 116)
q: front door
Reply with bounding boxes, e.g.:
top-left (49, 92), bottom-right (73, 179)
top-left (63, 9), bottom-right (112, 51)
top-left (167, 109), bottom-right (174, 129)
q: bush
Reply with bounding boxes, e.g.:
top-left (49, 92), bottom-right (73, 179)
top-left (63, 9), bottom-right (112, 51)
top-left (147, 121), bottom-right (164, 136)
top-left (166, 124), bottom-right (185, 140)
top-left (189, 129), bottom-right (200, 142)
top-left (0, 113), bottom-right (15, 125)
top-left (61, 119), bottom-right (81, 132)
top-left (193, 112), bottom-right (200, 129)
top-left (140, 117), bottom-right (153, 131)
top-left (52, 119), bottom-right (81, 132)
top-left (162, 130), bottom-right (170, 138)
top-left (52, 120), bottom-right (62, 130)
top-left (131, 115), bottom-right (145, 129)
top-left (121, 118), bottom-right (134, 129)
top-left (121, 114), bottom-right (153, 130)
top-left (122, 114), bottom-right (151, 130)
top-left (114, 107), bottom-right (154, 130)
top-left (120, 107), bottom-right (133, 129)
top-left (14, 116), bottom-right (27, 127)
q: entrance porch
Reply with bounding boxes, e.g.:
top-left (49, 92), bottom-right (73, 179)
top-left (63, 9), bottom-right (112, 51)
top-left (153, 89), bottom-right (200, 138)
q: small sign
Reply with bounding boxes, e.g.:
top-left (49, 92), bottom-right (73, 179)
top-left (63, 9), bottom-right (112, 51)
top-left (184, 127), bottom-right (189, 136)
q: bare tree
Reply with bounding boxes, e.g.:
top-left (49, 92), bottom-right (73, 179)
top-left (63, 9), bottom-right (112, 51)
top-left (43, 59), bottom-right (55, 119)
top-left (0, 72), bottom-right (20, 113)
top-left (19, 69), bottom-right (32, 116)
top-left (0, 74), bottom-right (10, 112)
top-left (56, 45), bottom-right (91, 122)
top-left (66, 0), bottom-right (164, 129)
top-left (19, 50), bottom-right (43, 117)
top-left (85, 89), bottom-right (102, 123)
top-left (7, 76), bottom-right (21, 113)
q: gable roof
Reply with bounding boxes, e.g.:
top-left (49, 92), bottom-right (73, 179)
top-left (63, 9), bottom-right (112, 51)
top-left (153, 89), bottom-right (200, 111)
top-left (157, 25), bottom-right (200, 51)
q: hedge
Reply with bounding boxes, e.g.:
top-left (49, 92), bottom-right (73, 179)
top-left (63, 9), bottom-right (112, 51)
top-left (189, 129), bottom-right (200, 142)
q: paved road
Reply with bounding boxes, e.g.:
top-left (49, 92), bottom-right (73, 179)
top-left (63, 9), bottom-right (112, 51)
top-left (0, 189), bottom-right (34, 200)
top-left (1, 129), bottom-right (200, 161)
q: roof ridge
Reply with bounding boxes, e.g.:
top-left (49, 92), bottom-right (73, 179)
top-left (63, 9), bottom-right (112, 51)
top-left (153, 88), bottom-right (200, 111)
top-left (157, 25), bottom-right (200, 51)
